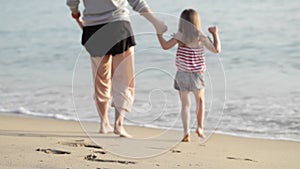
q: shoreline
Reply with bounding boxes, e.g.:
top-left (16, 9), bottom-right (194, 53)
top-left (1, 111), bottom-right (299, 143)
top-left (1, 114), bottom-right (300, 168)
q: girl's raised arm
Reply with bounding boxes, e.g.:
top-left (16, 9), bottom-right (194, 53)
top-left (203, 26), bottom-right (221, 53)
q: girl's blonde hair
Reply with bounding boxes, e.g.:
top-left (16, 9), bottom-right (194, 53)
top-left (179, 9), bottom-right (202, 43)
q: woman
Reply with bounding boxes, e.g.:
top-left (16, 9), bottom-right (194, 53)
top-left (66, 0), bottom-right (167, 138)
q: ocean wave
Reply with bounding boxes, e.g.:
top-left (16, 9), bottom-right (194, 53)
top-left (0, 107), bottom-right (78, 121)
top-left (214, 130), bottom-right (300, 143)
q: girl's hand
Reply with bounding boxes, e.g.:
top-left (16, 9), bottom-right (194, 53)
top-left (208, 26), bottom-right (218, 34)
top-left (206, 26), bottom-right (221, 53)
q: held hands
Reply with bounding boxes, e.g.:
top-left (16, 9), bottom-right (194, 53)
top-left (140, 9), bottom-right (167, 35)
top-left (208, 26), bottom-right (218, 34)
top-left (155, 20), bottom-right (168, 35)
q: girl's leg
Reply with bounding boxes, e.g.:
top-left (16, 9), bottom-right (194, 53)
top-left (111, 47), bottom-right (135, 138)
top-left (91, 55), bottom-right (113, 133)
top-left (179, 91), bottom-right (191, 142)
top-left (193, 89), bottom-right (205, 138)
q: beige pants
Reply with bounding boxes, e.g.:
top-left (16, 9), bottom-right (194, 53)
top-left (90, 47), bottom-right (135, 112)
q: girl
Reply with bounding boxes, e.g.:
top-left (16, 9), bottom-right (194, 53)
top-left (157, 9), bottom-right (221, 142)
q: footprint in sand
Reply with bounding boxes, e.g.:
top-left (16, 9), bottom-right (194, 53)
top-left (226, 156), bottom-right (258, 162)
top-left (58, 141), bottom-right (102, 149)
top-left (84, 154), bottom-right (136, 165)
top-left (36, 148), bottom-right (70, 154)
top-left (171, 149), bottom-right (181, 153)
top-left (93, 150), bottom-right (106, 154)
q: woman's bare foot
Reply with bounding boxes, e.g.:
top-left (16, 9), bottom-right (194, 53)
top-left (114, 125), bottom-right (132, 138)
top-left (195, 128), bottom-right (206, 139)
top-left (181, 134), bottom-right (190, 142)
top-left (99, 123), bottom-right (113, 134)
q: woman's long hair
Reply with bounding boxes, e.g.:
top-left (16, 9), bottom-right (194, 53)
top-left (179, 9), bottom-right (202, 43)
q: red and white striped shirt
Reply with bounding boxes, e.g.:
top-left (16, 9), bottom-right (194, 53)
top-left (176, 46), bottom-right (206, 73)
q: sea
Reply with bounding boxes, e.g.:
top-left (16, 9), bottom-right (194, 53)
top-left (0, 0), bottom-right (299, 142)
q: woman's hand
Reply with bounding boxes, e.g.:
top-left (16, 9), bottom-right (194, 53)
top-left (140, 9), bottom-right (167, 35)
top-left (71, 12), bottom-right (81, 19)
top-left (71, 12), bottom-right (83, 29)
top-left (155, 20), bottom-right (168, 35)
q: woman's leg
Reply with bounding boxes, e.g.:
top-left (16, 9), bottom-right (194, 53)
top-left (179, 91), bottom-right (191, 142)
top-left (111, 47), bottom-right (135, 138)
top-left (193, 89), bottom-right (205, 138)
top-left (91, 55), bottom-right (113, 133)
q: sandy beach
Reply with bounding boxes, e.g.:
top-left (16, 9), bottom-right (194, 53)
top-left (0, 114), bottom-right (299, 169)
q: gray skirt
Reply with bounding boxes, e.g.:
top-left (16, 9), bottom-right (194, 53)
top-left (174, 71), bottom-right (205, 91)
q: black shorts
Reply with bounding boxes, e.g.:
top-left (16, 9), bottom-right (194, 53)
top-left (82, 21), bottom-right (136, 56)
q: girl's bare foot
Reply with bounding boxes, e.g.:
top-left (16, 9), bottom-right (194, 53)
top-left (195, 128), bottom-right (206, 139)
top-left (114, 125), bottom-right (132, 138)
top-left (181, 134), bottom-right (190, 142)
top-left (99, 123), bottom-right (113, 134)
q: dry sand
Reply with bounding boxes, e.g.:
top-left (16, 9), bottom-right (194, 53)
top-left (0, 114), bottom-right (299, 169)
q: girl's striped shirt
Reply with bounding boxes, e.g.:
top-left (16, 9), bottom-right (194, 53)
top-left (176, 46), bottom-right (206, 73)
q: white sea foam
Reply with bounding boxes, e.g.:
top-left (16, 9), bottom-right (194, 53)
top-left (0, 107), bottom-right (78, 121)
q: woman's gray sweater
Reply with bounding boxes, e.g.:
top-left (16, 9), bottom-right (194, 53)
top-left (66, 0), bottom-right (150, 26)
